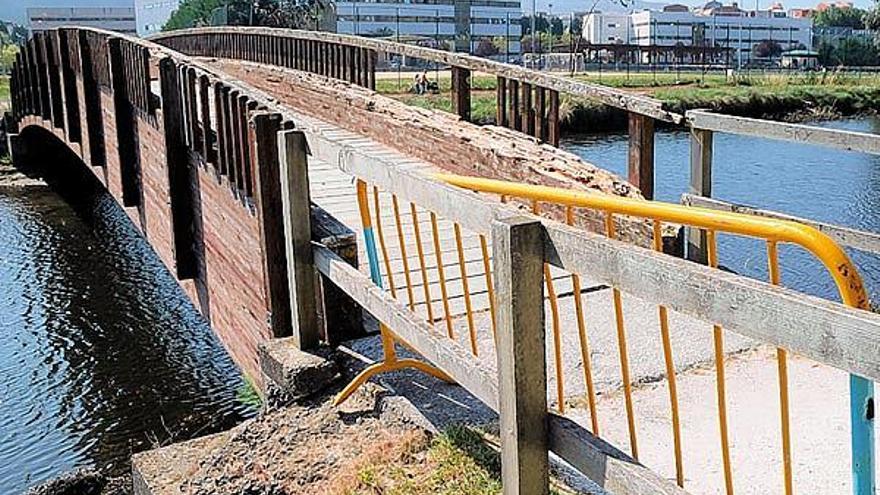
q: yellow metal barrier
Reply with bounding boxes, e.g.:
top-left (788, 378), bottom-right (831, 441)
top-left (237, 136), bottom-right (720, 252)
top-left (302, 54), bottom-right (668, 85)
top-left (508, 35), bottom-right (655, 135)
top-left (435, 173), bottom-right (869, 495)
top-left (338, 171), bottom-right (870, 495)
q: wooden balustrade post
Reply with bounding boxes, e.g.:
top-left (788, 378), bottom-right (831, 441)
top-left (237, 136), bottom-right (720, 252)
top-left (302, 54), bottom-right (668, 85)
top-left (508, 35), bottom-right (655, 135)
top-left (509, 79), bottom-right (519, 131)
top-left (78, 30), bottom-right (106, 168)
top-left (249, 113), bottom-right (295, 340)
top-left (58, 29), bottom-right (82, 144)
top-left (687, 128), bottom-right (713, 264)
top-left (451, 66), bottom-right (471, 121)
top-left (548, 90), bottom-right (560, 147)
top-left (534, 87), bottom-right (546, 141)
top-left (627, 112), bottom-right (655, 200)
top-left (520, 82), bottom-right (532, 136)
top-left (496, 76), bottom-right (507, 127)
top-left (108, 37), bottom-right (142, 207)
top-left (159, 56), bottom-right (201, 280)
top-left (493, 215), bottom-right (549, 495)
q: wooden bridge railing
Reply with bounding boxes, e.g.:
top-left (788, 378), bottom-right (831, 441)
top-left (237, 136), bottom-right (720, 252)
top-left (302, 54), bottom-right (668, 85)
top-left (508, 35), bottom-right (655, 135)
top-left (11, 25), bottom-right (880, 495)
top-left (149, 26), bottom-right (683, 200)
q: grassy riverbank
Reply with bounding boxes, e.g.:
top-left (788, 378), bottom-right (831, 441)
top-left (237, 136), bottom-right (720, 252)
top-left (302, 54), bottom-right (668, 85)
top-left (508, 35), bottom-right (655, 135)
top-left (377, 70), bottom-right (880, 130)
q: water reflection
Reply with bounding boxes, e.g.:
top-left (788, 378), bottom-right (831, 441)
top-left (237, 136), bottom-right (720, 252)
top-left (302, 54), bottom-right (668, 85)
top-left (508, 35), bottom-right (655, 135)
top-left (563, 115), bottom-right (880, 302)
top-left (0, 184), bottom-right (255, 493)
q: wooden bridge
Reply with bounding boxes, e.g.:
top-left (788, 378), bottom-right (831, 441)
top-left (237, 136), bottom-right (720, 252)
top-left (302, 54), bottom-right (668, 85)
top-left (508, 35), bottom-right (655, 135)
top-left (7, 25), bottom-right (880, 495)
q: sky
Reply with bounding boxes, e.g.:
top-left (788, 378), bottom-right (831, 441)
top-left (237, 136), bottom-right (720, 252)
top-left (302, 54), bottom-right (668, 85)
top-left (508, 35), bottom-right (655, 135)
top-left (0, 0), bottom-right (874, 25)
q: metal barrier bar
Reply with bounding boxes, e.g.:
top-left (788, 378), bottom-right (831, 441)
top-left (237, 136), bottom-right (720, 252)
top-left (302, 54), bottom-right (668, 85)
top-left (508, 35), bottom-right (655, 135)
top-left (438, 172), bottom-right (873, 495)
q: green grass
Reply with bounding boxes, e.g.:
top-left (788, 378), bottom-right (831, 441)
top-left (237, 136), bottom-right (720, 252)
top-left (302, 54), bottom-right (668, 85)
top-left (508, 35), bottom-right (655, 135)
top-left (336, 425), bottom-right (575, 495)
top-left (235, 377), bottom-right (262, 409)
top-left (0, 76), bottom-right (9, 102)
top-left (377, 70), bottom-right (880, 129)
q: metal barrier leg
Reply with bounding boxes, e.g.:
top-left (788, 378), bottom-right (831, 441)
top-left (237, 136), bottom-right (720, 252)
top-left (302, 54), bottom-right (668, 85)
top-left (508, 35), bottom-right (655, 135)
top-left (851, 375), bottom-right (875, 495)
top-left (334, 181), bottom-right (453, 406)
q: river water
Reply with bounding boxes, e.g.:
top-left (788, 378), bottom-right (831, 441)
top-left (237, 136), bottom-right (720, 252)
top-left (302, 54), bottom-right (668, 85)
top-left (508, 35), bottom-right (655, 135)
top-left (564, 115), bottom-right (880, 304)
top-left (2, 116), bottom-right (879, 493)
top-left (0, 181), bottom-right (255, 493)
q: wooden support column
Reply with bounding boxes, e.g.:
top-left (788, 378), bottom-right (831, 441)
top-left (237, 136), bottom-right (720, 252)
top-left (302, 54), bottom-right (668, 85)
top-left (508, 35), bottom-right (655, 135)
top-left (78, 30), bottom-right (106, 168)
top-left (366, 49), bottom-right (376, 90)
top-left (276, 129), bottom-right (319, 347)
top-left (627, 113), bottom-right (655, 200)
top-left (58, 30), bottom-right (81, 144)
top-left (108, 37), bottom-right (142, 207)
top-left (687, 128), bottom-right (713, 264)
top-left (493, 216), bottom-right (549, 495)
top-left (548, 90), bottom-right (560, 147)
top-left (198, 74), bottom-right (215, 165)
top-left (520, 82), bottom-right (533, 136)
top-left (213, 82), bottom-right (228, 176)
top-left (508, 79), bottom-right (519, 131)
top-left (451, 66), bottom-right (471, 121)
top-left (496, 76), bottom-right (507, 128)
top-left (250, 113), bottom-right (293, 339)
top-left (159, 57), bottom-right (200, 280)
top-left (534, 87), bottom-right (546, 141)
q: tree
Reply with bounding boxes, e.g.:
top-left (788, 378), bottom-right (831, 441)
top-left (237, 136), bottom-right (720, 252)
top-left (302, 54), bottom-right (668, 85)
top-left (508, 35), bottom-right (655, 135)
top-left (164, 0), bottom-right (332, 31)
top-left (866, 0), bottom-right (880, 30)
top-left (753, 40), bottom-right (783, 58)
top-left (550, 17), bottom-right (564, 36)
top-left (474, 39), bottom-right (499, 57)
top-left (813, 6), bottom-right (867, 29)
top-left (0, 45), bottom-right (18, 75)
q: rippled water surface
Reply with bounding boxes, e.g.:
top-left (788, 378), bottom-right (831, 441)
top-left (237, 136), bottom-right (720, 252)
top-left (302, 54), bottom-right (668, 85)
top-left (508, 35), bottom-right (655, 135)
top-left (0, 184), bottom-right (255, 493)
top-left (563, 115), bottom-right (880, 303)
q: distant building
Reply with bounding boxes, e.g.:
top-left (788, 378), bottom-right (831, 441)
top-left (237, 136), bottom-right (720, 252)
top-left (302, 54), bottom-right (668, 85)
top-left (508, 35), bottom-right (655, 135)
top-left (134, 0), bottom-right (179, 36)
top-left (582, 2), bottom-right (812, 67)
top-left (335, 0), bottom-right (522, 54)
top-left (27, 7), bottom-right (137, 35)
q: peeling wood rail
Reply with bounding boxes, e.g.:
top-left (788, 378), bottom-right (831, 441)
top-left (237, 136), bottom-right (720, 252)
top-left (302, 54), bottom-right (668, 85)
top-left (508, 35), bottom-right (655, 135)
top-left (684, 108), bottom-right (880, 495)
top-left (682, 194), bottom-right (880, 255)
top-left (149, 26), bottom-right (678, 198)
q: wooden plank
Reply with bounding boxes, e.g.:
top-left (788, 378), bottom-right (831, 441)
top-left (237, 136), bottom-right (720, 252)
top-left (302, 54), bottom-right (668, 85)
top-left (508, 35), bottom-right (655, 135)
top-left (534, 86), bottom-right (546, 142)
top-left (278, 129), bottom-right (319, 347)
top-left (520, 82), bottom-right (531, 135)
top-left (57, 30), bottom-right (82, 144)
top-left (198, 74), bottom-right (215, 165)
top-left (109, 37), bottom-right (142, 207)
top-left (548, 90), bottom-right (560, 147)
top-left (687, 109), bottom-right (880, 155)
top-left (496, 76), bottom-right (507, 128)
top-left (493, 216), bottom-right (549, 495)
top-left (78, 30), bottom-right (107, 168)
top-left (451, 66), bottom-right (470, 122)
top-left (251, 112), bottom-right (291, 338)
top-left (543, 220), bottom-right (880, 383)
top-left (682, 194), bottom-right (880, 255)
top-left (686, 128), bottom-right (712, 263)
top-left (159, 57), bottom-right (200, 280)
top-left (627, 113), bottom-right (654, 200)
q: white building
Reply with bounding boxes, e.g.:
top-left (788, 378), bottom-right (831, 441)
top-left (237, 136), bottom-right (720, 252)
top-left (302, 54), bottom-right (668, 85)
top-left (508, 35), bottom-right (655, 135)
top-left (583, 2), bottom-right (812, 66)
top-left (335, 0), bottom-right (522, 54)
top-left (27, 6), bottom-right (137, 35)
top-left (134, 0), bottom-right (179, 36)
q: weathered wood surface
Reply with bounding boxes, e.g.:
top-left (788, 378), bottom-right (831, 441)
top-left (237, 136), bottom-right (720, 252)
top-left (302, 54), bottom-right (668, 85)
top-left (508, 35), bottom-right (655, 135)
top-left (148, 27), bottom-right (682, 123)
top-left (687, 128), bottom-right (712, 263)
top-left (314, 242), bottom-right (690, 495)
top-left (682, 193), bottom-right (880, 255)
top-left (544, 221), bottom-right (880, 383)
top-left (494, 217), bottom-right (549, 495)
top-left (687, 109), bottom-right (880, 155)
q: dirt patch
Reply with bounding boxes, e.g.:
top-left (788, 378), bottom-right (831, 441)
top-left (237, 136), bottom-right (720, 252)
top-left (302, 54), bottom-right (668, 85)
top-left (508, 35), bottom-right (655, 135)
top-left (177, 384), bottom-right (432, 495)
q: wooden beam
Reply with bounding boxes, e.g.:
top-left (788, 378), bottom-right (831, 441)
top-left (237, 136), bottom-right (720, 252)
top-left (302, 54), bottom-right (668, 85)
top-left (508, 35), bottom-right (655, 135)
top-left (108, 37), bottom-right (143, 207)
top-left (627, 113), bottom-right (654, 200)
top-left (682, 194), bottom-right (880, 255)
top-left (687, 110), bottom-right (880, 155)
top-left (496, 76), bottom-right (507, 128)
top-left (277, 129), bottom-right (319, 347)
top-left (451, 66), bottom-right (471, 122)
top-left (159, 57), bottom-right (200, 280)
top-left (543, 221), bottom-right (880, 384)
top-left (493, 216), bottom-right (549, 495)
top-left (548, 90), bottom-right (560, 147)
top-left (687, 128), bottom-right (712, 263)
top-left (78, 30), bottom-right (106, 168)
